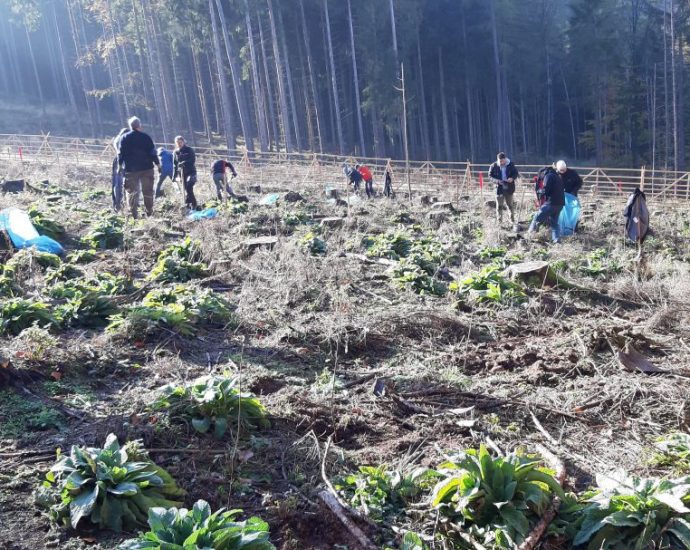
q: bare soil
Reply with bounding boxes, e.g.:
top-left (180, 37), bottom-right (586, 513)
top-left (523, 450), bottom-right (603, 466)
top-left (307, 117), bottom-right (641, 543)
top-left (1, 163), bottom-right (689, 549)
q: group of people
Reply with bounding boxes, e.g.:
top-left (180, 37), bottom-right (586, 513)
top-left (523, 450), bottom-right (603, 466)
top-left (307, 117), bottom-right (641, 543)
top-left (488, 152), bottom-right (583, 243)
top-left (345, 164), bottom-right (394, 199)
top-left (111, 117), bottom-right (238, 218)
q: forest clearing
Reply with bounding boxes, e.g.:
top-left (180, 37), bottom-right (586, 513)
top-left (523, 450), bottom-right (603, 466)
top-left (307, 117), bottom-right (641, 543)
top-left (1, 157), bottom-right (690, 550)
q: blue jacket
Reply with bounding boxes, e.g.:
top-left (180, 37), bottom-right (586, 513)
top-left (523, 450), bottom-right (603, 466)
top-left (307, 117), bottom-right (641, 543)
top-left (158, 150), bottom-right (174, 175)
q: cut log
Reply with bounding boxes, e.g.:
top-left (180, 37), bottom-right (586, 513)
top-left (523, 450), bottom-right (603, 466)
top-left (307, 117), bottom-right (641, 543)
top-left (2, 179), bottom-right (25, 193)
top-left (430, 201), bottom-right (455, 212)
top-left (317, 491), bottom-right (376, 550)
top-left (243, 236), bottom-right (278, 251)
top-left (502, 261), bottom-right (573, 288)
top-left (484, 199), bottom-right (497, 209)
top-left (320, 217), bottom-right (344, 229)
top-left (282, 191), bottom-right (304, 203)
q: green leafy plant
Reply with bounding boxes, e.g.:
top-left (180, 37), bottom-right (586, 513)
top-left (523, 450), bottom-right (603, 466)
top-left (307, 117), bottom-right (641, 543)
top-left (54, 290), bottom-right (119, 328)
top-left (220, 198), bottom-right (250, 216)
top-left (0, 262), bottom-right (21, 297)
top-left (28, 206), bottom-right (66, 241)
top-left (66, 249), bottom-right (99, 264)
top-left (299, 231), bottom-right (327, 255)
top-left (391, 260), bottom-right (447, 296)
top-left (450, 265), bottom-right (526, 304)
top-left (155, 375), bottom-right (269, 439)
top-left (45, 262), bottom-right (84, 284)
top-left (14, 324), bottom-right (59, 361)
top-left (148, 238), bottom-right (209, 282)
top-left (50, 273), bottom-right (133, 298)
top-left (81, 215), bottom-right (125, 249)
top-left (478, 246), bottom-right (507, 260)
top-left (0, 298), bottom-right (59, 335)
top-left (579, 248), bottom-right (622, 277)
top-left (364, 231), bottom-right (413, 260)
top-left (35, 434), bottom-right (185, 532)
top-left (570, 472), bottom-right (690, 549)
top-left (107, 286), bottom-right (233, 339)
top-left (431, 445), bottom-right (564, 548)
top-left (118, 499), bottom-right (275, 549)
top-left (336, 465), bottom-right (438, 521)
top-left (650, 433), bottom-right (690, 475)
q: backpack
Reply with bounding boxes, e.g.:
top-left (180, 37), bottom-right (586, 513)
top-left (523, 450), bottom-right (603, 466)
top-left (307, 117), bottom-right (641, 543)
top-left (534, 167), bottom-right (550, 206)
top-left (624, 188), bottom-right (649, 244)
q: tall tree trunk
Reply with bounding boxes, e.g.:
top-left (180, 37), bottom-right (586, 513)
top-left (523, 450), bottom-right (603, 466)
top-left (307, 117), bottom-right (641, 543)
top-left (276, 2), bottom-right (304, 151)
top-left (190, 38), bottom-right (213, 143)
top-left (65, 0), bottom-right (96, 136)
top-left (323, 0), bottom-right (344, 154)
top-left (214, 0), bottom-right (255, 152)
top-left (299, 0), bottom-right (324, 153)
top-left (208, 0), bottom-right (236, 152)
top-left (75, 0), bottom-right (103, 132)
top-left (416, 30), bottom-right (431, 159)
top-left (347, 0), bottom-right (366, 156)
top-left (670, 0), bottom-right (679, 170)
top-left (52, 3), bottom-right (81, 135)
top-left (489, 0), bottom-right (504, 150)
top-left (266, 0), bottom-right (294, 153)
top-left (258, 16), bottom-right (280, 150)
top-left (244, 0), bottom-right (269, 152)
top-left (438, 48), bottom-right (452, 161)
top-left (663, 0), bottom-right (670, 169)
top-left (24, 24), bottom-right (46, 116)
top-left (460, 9), bottom-right (475, 161)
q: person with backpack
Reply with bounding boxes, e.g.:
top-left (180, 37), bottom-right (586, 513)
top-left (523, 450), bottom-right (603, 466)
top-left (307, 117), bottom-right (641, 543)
top-left (358, 164), bottom-right (374, 198)
top-left (117, 117), bottom-right (160, 219)
top-left (155, 147), bottom-right (174, 198)
top-left (488, 152), bottom-right (519, 224)
top-left (211, 159), bottom-right (238, 201)
top-left (111, 126), bottom-right (128, 211)
top-left (173, 136), bottom-right (199, 211)
top-left (556, 160), bottom-right (583, 196)
top-left (528, 164), bottom-right (565, 243)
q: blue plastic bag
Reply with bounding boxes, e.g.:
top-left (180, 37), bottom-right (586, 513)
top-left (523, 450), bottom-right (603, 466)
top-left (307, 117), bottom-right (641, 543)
top-left (558, 193), bottom-right (581, 237)
top-left (0, 208), bottom-right (64, 255)
top-left (259, 193), bottom-right (281, 206)
top-left (187, 207), bottom-right (218, 221)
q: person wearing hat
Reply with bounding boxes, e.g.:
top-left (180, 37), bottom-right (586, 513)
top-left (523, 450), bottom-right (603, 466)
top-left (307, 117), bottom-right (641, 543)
top-left (488, 152), bottom-right (519, 224)
top-left (556, 160), bottom-right (583, 197)
top-left (155, 146), bottom-right (174, 198)
top-left (173, 136), bottom-right (199, 211)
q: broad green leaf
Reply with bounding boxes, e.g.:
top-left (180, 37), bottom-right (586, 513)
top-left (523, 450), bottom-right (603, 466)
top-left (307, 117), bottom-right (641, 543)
top-left (601, 510), bottom-right (644, 527)
top-left (667, 517), bottom-right (690, 547)
top-left (108, 482), bottom-right (139, 496)
top-left (431, 477), bottom-right (462, 507)
top-left (214, 416), bottom-right (228, 439)
top-left (69, 484), bottom-right (99, 529)
top-left (192, 417), bottom-right (211, 433)
top-left (499, 504), bottom-right (530, 537)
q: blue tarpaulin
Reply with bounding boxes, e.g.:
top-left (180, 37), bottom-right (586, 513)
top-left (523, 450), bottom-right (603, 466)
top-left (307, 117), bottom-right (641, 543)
top-left (558, 193), bottom-right (581, 237)
top-left (187, 207), bottom-right (218, 221)
top-left (0, 207), bottom-right (64, 255)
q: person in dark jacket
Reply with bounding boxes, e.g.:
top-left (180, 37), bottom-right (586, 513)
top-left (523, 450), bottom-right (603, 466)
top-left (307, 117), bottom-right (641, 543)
top-left (155, 147), bottom-right (174, 198)
top-left (111, 127), bottom-right (128, 211)
top-left (556, 160), bottom-right (583, 196)
top-left (117, 117), bottom-right (160, 219)
top-left (528, 165), bottom-right (565, 243)
top-left (173, 136), bottom-right (198, 210)
top-left (488, 152), bottom-right (519, 224)
top-left (384, 168), bottom-right (393, 198)
top-left (212, 159), bottom-right (238, 201)
top-left (348, 166), bottom-right (363, 193)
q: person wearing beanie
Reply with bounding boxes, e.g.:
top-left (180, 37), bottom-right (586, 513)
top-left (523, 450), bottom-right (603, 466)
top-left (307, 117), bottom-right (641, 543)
top-left (556, 160), bottom-right (583, 196)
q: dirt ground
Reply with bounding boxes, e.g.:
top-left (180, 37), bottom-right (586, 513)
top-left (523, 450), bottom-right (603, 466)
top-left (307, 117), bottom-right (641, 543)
top-left (1, 163), bottom-right (689, 549)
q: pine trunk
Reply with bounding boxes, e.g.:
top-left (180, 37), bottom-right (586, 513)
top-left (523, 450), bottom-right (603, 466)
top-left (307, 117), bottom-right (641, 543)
top-left (324, 0), bottom-right (344, 154)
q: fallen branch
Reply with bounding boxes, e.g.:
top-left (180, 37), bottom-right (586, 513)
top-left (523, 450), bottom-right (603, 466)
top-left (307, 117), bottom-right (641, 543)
top-left (518, 442), bottom-right (566, 550)
top-left (317, 491), bottom-right (377, 550)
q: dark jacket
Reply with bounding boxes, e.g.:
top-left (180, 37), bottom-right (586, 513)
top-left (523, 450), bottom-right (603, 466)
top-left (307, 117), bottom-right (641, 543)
top-left (543, 168), bottom-right (565, 207)
top-left (174, 145), bottom-right (197, 179)
top-left (158, 150), bottom-right (174, 176)
top-left (118, 130), bottom-right (159, 173)
top-left (560, 168), bottom-right (583, 196)
top-left (212, 159), bottom-right (236, 176)
top-left (349, 169), bottom-right (363, 184)
top-left (488, 160), bottom-right (519, 196)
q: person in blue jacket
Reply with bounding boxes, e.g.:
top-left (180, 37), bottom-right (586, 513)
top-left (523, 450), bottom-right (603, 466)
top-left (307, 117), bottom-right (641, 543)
top-left (528, 165), bottom-right (565, 243)
top-left (155, 147), bottom-right (174, 198)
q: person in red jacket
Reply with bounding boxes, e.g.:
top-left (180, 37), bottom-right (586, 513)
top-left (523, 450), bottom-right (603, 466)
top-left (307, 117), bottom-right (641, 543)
top-left (357, 164), bottom-right (374, 198)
